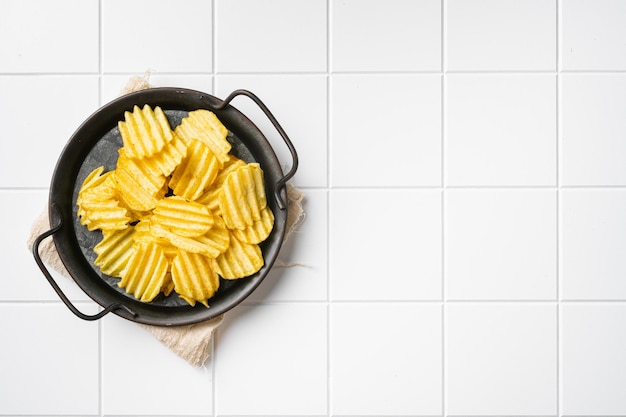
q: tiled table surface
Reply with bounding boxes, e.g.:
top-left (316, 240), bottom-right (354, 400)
top-left (1, 0), bottom-right (626, 415)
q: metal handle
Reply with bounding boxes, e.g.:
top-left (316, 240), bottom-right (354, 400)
top-left (32, 203), bottom-right (136, 321)
top-left (214, 89), bottom-right (299, 210)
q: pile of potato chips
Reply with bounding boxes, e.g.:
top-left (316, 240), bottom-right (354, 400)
top-left (76, 105), bottom-right (274, 307)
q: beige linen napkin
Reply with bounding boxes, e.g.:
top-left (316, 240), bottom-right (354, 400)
top-left (27, 75), bottom-right (305, 367)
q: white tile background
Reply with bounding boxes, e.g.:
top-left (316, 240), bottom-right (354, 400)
top-left (1, 0), bottom-right (625, 415)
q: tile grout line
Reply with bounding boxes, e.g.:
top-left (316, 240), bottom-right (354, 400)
top-left (326, 1), bottom-right (332, 415)
top-left (441, 0), bottom-right (448, 415)
top-left (556, 0), bottom-right (562, 415)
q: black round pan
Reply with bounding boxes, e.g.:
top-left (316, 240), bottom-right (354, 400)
top-left (32, 88), bottom-right (298, 326)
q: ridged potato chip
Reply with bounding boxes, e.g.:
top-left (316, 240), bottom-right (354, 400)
top-left (93, 227), bottom-right (136, 277)
top-left (137, 135), bottom-right (187, 178)
top-left (77, 169), bottom-right (131, 231)
top-left (119, 241), bottom-right (170, 302)
top-left (213, 234), bottom-right (263, 279)
top-left (219, 163), bottom-right (267, 230)
top-left (174, 109), bottom-right (231, 163)
top-left (232, 206), bottom-right (275, 244)
top-left (171, 250), bottom-right (220, 307)
top-left (151, 196), bottom-right (214, 237)
top-left (118, 105), bottom-right (174, 159)
top-left (114, 150), bottom-right (167, 212)
top-left (169, 138), bottom-right (221, 201)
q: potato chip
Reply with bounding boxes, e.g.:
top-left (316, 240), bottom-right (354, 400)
top-left (169, 138), bottom-right (221, 201)
top-left (219, 163), bottom-right (267, 230)
top-left (150, 223), bottom-right (227, 259)
top-left (119, 241), bottom-right (169, 302)
top-left (232, 206), bottom-right (274, 244)
top-left (195, 155), bottom-right (247, 212)
top-left (77, 170), bottom-right (131, 231)
top-left (139, 134), bottom-right (187, 178)
top-left (171, 250), bottom-right (220, 307)
top-left (174, 109), bottom-right (231, 163)
top-left (118, 105), bottom-right (174, 159)
top-left (93, 227), bottom-right (136, 277)
top-left (213, 234), bottom-right (264, 279)
top-left (151, 196), bottom-right (214, 237)
top-left (114, 150), bottom-right (167, 212)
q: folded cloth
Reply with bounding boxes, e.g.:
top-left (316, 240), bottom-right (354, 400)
top-left (26, 74), bottom-right (305, 367)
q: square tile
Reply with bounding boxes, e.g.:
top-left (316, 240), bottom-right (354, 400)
top-left (0, 304), bottom-right (99, 415)
top-left (331, 74), bottom-right (442, 187)
top-left (445, 189), bottom-right (557, 300)
top-left (561, 303), bottom-right (626, 414)
top-left (2, 190), bottom-right (92, 302)
top-left (248, 189), bottom-right (327, 302)
top-left (331, 302), bottom-right (442, 415)
top-left (330, 189), bottom-right (442, 301)
top-left (446, 303), bottom-right (557, 415)
top-left (102, 0), bottom-right (212, 73)
top-left (102, 315), bottom-right (213, 415)
top-left (561, 190), bottom-right (626, 300)
top-left (215, 0), bottom-right (327, 73)
top-left (562, 0), bottom-right (626, 70)
top-left (561, 74), bottom-right (626, 186)
top-left (446, 74), bottom-right (556, 186)
top-left (331, 0), bottom-right (441, 72)
top-left (214, 303), bottom-right (327, 415)
top-left (446, 0), bottom-right (556, 71)
top-left (216, 74), bottom-right (328, 188)
top-left (101, 73), bottom-right (214, 105)
top-left (0, 75), bottom-right (99, 188)
top-left (0, 0), bottom-right (98, 73)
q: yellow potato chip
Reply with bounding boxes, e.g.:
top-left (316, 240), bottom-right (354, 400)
top-left (195, 155), bottom-right (247, 212)
top-left (174, 109), bottom-right (231, 163)
top-left (171, 250), bottom-right (220, 307)
top-left (77, 170), bottom-right (131, 231)
top-left (232, 206), bottom-right (275, 244)
top-left (119, 241), bottom-right (170, 302)
top-left (219, 163), bottom-right (267, 230)
top-left (118, 105), bottom-right (174, 159)
top-left (114, 150), bottom-right (167, 212)
top-left (150, 223), bottom-right (227, 259)
top-left (93, 227), bottom-right (136, 277)
top-left (139, 134), bottom-right (187, 177)
top-left (169, 138), bottom-right (221, 201)
top-left (213, 234), bottom-right (264, 279)
top-left (151, 196), bottom-right (214, 237)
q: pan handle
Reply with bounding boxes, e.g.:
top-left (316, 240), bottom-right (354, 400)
top-left (214, 89), bottom-right (299, 210)
top-left (32, 203), bottom-right (136, 321)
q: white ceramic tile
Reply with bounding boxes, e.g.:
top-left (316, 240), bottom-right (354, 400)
top-left (330, 302), bottom-right (442, 415)
top-left (446, 0), bottom-right (556, 71)
top-left (215, 0), bottom-right (327, 73)
top-left (561, 74), bottom-right (626, 186)
top-left (1, 190), bottom-right (93, 302)
top-left (0, 303), bottom-right (99, 415)
top-left (561, 190), bottom-right (626, 300)
top-left (214, 303), bottom-right (327, 415)
top-left (102, 0), bottom-right (212, 73)
top-left (446, 303), bottom-right (557, 415)
top-left (330, 189), bottom-right (442, 301)
top-left (216, 74), bottom-right (328, 188)
top-left (562, 0), bottom-right (626, 70)
top-left (331, 74), bottom-right (441, 187)
top-left (331, 0), bottom-right (441, 72)
top-left (0, 75), bottom-right (99, 188)
top-left (101, 73), bottom-right (214, 105)
top-left (561, 303), bottom-right (626, 415)
top-left (446, 189), bottom-right (557, 300)
top-left (0, 0), bottom-right (98, 73)
top-left (248, 189), bottom-right (327, 302)
top-left (446, 74), bottom-right (556, 186)
top-left (101, 315), bottom-right (212, 415)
